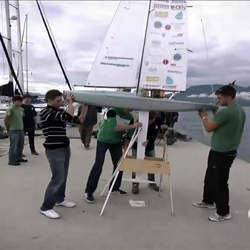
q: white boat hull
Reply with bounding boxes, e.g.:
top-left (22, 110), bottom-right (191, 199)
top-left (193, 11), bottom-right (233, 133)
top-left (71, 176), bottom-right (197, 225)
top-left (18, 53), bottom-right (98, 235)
top-left (69, 91), bottom-right (217, 112)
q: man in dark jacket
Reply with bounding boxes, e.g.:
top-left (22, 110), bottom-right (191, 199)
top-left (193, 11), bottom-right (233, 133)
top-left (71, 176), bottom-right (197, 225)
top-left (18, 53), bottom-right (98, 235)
top-left (77, 104), bottom-right (98, 149)
top-left (22, 94), bottom-right (38, 155)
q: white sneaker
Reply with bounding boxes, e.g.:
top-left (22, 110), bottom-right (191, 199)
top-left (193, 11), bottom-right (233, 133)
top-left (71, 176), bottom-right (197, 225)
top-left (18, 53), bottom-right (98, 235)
top-left (192, 201), bottom-right (216, 209)
top-left (208, 212), bottom-right (232, 222)
top-left (55, 200), bottom-right (76, 208)
top-left (40, 209), bottom-right (61, 219)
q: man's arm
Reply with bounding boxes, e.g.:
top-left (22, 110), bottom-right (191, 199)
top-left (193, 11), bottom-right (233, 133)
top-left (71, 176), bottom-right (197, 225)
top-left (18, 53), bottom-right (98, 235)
top-left (115, 122), bottom-right (142, 132)
top-left (4, 109), bottom-right (11, 131)
top-left (78, 104), bottom-right (88, 124)
top-left (199, 110), bottom-right (218, 132)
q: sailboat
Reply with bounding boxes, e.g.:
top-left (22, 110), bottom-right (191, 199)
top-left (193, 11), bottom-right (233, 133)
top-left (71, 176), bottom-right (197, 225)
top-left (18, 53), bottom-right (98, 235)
top-left (69, 0), bottom-right (216, 112)
top-left (67, 0), bottom-right (217, 159)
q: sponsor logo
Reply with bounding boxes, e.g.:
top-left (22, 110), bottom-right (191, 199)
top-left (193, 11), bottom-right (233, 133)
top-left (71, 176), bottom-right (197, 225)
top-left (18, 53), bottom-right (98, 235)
top-left (172, 33), bottom-right (184, 38)
top-left (154, 21), bottom-right (162, 28)
top-left (148, 67), bottom-right (158, 73)
top-left (153, 3), bottom-right (170, 10)
top-left (173, 23), bottom-right (184, 30)
top-left (163, 59), bottom-right (169, 65)
top-left (168, 69), bottom-right (182, 74)
top-left (166, 76), bottom-right (174, 85)
top-left (174, 53), bottom-right (182, 61)
top-left (169, 41), bottom-right (184, 46)
top-left (146, 76), bottom-right (160, 82)
top-left (175, 11), bottom-right (183, 20)
top-left (165, 24), bottom-right (171, 30)
top-left (155, 11), bottom-right (169, 18)
top-left (151, 40), bottom-right (162, 48)
top-left (171, 5), bottom-right (186, 11)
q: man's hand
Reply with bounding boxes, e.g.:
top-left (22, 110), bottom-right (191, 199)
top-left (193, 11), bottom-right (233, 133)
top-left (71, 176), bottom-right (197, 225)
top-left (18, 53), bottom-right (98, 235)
top-left (65, 93), bottom-right (74, 104)
top-left (199, 109), bottom-right (208, 119)
top-left (133, 122), bottom-right (143, 128)
top-left (142, 140), bottom-right (148, 147)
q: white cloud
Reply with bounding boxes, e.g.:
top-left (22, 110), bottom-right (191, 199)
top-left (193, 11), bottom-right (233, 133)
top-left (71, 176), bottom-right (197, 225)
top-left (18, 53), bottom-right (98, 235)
top-left (1, 0), bottom-right (250, 94)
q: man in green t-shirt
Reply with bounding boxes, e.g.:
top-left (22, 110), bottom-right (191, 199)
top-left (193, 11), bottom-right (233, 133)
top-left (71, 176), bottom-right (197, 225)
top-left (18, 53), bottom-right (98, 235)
top-left (193, 85), bottom-right (246, 222)
top-left (4, 95), bottom-right (27, 166)
top-left (84, 108), bottom-right (142, 203)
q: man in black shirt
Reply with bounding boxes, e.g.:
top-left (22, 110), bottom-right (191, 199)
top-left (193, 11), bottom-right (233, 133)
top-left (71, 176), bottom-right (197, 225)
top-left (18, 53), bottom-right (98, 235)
top-left (39, 89), bottom-right (85, 219)
top-left (22, 94), bottom-right (38, 155)
top-left (77, 104), bottom-right (98, 149)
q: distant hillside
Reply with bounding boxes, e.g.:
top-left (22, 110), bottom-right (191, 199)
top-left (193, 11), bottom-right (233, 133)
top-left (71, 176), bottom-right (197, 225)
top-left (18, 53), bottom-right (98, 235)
top-left (174, 84), bottom-right (250, 106)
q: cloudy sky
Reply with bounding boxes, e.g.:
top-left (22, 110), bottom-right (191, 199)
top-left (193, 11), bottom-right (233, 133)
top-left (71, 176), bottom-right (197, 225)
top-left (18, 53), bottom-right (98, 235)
top-left (1, 0), bottom-right (250, 93)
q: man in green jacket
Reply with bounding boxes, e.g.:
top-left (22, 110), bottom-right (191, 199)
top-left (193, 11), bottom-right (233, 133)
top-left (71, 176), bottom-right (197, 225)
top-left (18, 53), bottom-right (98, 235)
top-left (5, 95), bottom-right (27, 166)
top-left (84, 108), bottom-right (142, 203)
top-left (193, 85), bottom-right (246, 222)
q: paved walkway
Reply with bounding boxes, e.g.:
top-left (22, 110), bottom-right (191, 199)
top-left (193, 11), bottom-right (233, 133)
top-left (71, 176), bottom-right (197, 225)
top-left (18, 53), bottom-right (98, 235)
top-left (0, 132), bottom-right (250, 250)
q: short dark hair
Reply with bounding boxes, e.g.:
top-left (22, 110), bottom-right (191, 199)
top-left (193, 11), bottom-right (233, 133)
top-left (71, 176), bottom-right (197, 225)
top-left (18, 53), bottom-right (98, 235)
top-left (45, 89), bottom-right (62, 102)
top-left (22, 94), bottom-right (31, 99)
top-left (12, 95), bottom-right (23, 102)
top-left (215, 85), bottom-right (236, 99)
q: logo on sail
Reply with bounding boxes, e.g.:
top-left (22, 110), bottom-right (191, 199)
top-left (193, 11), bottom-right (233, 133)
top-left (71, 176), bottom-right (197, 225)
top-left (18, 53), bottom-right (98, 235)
top-left (146, 76), bottom-right (160, 82)
top-left (148, 67), bottom-right (158, 73)
top-left (166, 76), bottom-right (174, 85)
top-left (153, 3), bottom-right (170, 10)
top-left (154, 21), bottom-right (162, 28)
top-left (175, 11), bottom-right (183, 20)
top-left (174, 53), bottom-right (182, 61)
top-left (163, 59), bottom-right (169, 65)
top-left (155, 11), bottom-right (169, 18)
top-left (151, 40), bottom-right (162, 48)
top-left (165, 24), bottom-right (171, 30)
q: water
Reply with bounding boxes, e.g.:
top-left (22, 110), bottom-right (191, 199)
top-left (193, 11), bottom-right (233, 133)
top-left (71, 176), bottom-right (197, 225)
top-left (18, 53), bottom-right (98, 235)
top-left (175, 106), bottom-right (250, 163)
top-left (1, 106), bottom-right (249, 162)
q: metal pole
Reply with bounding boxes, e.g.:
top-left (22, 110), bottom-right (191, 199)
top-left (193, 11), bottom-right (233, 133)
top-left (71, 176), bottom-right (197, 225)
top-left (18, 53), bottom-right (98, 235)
top-left (15, 0), bottom-right (24, 91)
top-left (0, 32), bottom-right (23, 95)
top-left (136, 0), bottom-right (152, 95)
top-left (4, 0), bottom-right (14, 94)
top-left (25, 14), bottom-right (28, 93)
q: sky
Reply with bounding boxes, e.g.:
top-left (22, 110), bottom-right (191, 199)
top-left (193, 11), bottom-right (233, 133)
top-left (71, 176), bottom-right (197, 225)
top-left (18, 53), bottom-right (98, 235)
top-left (0, 0), bottom-right (250, 94)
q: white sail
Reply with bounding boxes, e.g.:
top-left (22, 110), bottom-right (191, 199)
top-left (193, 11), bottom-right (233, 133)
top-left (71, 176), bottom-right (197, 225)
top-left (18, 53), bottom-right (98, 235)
top-left (86, 1), bottom-right (149, 88)
top-left (139, 0), bottom-right (188, 91)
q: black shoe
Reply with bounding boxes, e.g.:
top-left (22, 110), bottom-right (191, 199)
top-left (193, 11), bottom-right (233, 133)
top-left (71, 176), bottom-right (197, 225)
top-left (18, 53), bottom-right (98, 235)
top-left (149, 183), bottom-right (160, 192)
top-left (132, 184), bottom-right (139, 194)
top-left (22, 154), bottom-right (26, 158)
top-left (84, 193), bottom-right (95, 203)
top-left (18, 158), bottom-right (28, 163)
top-left (8, 162), bottom-right (20, 166)
top-left (31, 151), bottom-right (39, 155)
top-left (111, 189), bottom-right (127, 195)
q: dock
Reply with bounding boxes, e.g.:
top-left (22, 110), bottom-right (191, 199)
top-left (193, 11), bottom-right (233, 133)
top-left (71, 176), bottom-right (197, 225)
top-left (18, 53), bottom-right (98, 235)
top-left (0, 128), bottom-right (250, 250)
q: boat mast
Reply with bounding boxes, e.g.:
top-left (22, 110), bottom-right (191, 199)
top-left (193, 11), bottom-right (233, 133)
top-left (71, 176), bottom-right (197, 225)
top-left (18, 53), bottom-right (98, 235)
top-left (36, 0), bottom-right (72, 90)
top-left (15, 0), bottom-right (24, 92)
top-left (4, 0), bottom-right (14, 96)
top-left (136, 0), bottom-right (152, 96)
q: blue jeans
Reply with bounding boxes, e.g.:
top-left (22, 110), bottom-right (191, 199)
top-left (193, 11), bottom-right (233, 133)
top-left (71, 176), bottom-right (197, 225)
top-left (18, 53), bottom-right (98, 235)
top-left (8, 130), bottom-right (24, 164)
top-left (41, 147), bottom-right (70, 211)
top-left (85, 141), bottom-right (123, 195)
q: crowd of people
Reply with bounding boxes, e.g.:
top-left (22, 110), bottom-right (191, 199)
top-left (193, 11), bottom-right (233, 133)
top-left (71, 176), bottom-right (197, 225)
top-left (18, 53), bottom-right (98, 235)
top-left (4, 85), bottom-right (246, 222)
